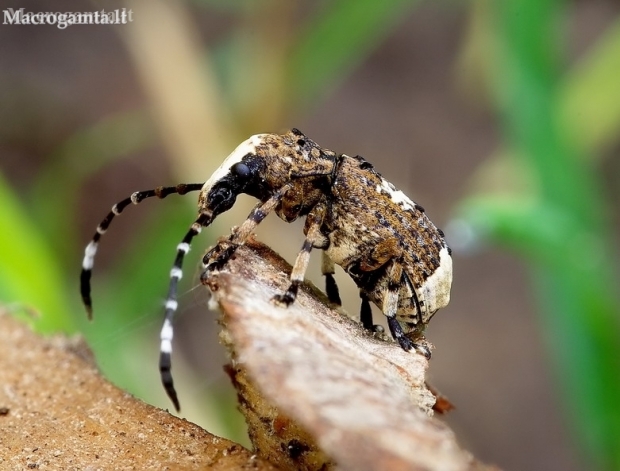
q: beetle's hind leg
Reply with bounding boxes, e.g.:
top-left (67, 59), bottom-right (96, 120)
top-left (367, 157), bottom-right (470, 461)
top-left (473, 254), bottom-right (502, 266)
top-left (382, 261), bottom-right (414, 351)
top-left (273, 202), bottom-right (327, 306)
top-left (382, 260), bottom-right (431, 358)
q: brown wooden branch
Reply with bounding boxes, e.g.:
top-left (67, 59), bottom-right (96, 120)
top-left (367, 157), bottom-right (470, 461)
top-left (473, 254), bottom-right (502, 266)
top-left (206, 237), bottom-right (498, 471)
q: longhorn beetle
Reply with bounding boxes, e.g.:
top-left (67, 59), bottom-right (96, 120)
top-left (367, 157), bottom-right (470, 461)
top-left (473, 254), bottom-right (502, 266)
top-left (81, 129), bottom-right (453, 411)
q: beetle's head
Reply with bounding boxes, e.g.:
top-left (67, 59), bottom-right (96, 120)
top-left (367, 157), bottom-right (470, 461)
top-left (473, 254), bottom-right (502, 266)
top-left (198, 129), bottom-right (336, 220)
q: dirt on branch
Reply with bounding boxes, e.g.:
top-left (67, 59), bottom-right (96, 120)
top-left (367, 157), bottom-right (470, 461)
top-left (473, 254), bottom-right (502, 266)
top-left (0, 313), bottom-right (276, 470)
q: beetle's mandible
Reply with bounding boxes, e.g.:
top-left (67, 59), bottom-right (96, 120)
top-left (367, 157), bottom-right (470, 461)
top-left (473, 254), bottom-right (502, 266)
top-left (80, 129), bottom-right (452, 411)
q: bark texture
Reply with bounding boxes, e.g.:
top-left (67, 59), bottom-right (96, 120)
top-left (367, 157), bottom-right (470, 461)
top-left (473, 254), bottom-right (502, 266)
top-left (206, 237), bottom-right (498, 471)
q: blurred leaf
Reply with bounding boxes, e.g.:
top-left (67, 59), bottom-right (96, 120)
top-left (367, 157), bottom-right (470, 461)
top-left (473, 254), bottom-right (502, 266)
top-left (287, 0), bottom-right (421, 107)
top-left (0, 171), bottom-right (74, 333)
top-left (458, 196), bottom-right (617, 292)
top-left (459, 194), bottom-right (620, 470)
top-left (558, 17), bottom-right (620, 155)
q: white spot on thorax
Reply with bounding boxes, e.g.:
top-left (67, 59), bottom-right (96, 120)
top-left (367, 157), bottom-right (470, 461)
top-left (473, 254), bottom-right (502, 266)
top-left (201, 134), bottom-right (267, 194)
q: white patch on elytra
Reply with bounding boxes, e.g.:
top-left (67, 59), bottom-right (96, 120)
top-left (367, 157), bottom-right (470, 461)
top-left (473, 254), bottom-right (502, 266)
top-left (419, 246), bottom-right (452, 322)
top-left (201, 134), bottom-right (267, 195)
top-left (376, 179), bottom-right (415, 211)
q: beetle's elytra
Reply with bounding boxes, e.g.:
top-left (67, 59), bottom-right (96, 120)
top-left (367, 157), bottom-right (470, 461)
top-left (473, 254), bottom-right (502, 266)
top-left (81, 129), bottom-right (452, 410)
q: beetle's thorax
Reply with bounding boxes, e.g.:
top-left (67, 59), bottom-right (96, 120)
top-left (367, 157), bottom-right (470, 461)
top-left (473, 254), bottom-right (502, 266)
top-left (198, 129), bottom-right (337, 219)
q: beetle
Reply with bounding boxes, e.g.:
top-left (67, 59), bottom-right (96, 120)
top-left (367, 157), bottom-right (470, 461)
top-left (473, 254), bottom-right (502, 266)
top-left (81, 129), bottom-right (452, 411)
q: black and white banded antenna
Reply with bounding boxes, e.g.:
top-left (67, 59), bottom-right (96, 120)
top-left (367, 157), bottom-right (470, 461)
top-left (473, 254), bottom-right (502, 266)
top-left (80, 183), bottom-right (205, 409)
top-left (159, 211), bottom-right (212, 411)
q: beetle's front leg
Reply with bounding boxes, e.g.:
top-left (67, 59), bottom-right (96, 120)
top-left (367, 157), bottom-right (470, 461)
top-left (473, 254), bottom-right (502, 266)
top-left (201, 238), bottom-right (239, 275)
top-left (202, 184), bottom-right (292, 277)
top-left (273, 202), bottom-right (328, 306)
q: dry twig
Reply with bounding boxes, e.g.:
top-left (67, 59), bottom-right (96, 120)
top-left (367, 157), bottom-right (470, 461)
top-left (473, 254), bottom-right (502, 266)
top-left (206, 237), bottom-right (497, 471)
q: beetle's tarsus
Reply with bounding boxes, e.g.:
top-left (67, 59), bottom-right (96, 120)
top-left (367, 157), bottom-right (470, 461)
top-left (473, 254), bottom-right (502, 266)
top-left (273, 285), bottom-right (298, 306)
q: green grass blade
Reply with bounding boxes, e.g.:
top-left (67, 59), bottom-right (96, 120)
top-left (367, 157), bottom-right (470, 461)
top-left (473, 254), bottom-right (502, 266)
top-left (0, 171), bottom-right (74, 333)
top-left (458, 196), bottom-right (620, 469)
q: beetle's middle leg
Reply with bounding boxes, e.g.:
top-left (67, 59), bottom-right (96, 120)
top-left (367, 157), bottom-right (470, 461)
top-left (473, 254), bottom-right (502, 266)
top-left (322, 252), bottom-right (342, 306)
top-left (273, 202), bottom-right (328, 306)
top-left (359, 293), bottom-right (374, 331)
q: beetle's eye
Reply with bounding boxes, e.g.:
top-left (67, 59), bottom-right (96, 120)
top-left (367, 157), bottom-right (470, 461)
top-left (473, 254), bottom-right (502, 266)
top-left (231, 162), bottom-right (251, 179)
top-left (297, 139), bottom-right (306, 147)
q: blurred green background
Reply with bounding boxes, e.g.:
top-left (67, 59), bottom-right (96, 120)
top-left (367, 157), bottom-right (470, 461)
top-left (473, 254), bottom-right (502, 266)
top-left (1, 0), bottom-right (619, 469)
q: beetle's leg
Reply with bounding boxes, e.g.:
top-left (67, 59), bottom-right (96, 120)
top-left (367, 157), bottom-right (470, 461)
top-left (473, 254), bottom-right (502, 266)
top-left (322, 252), bottom-right (342, 306)
top-left (203, 184), bottom-right (293, 273)
top-left (359, 292), bottom-right (374, 331)
top-left (402, 265), bottom-right (428, 323)
top-left (80, 183), bottom-right (204, 317)
top-left (273, 202), bottom-right (327, 306)
top-left (353, 237), bottom-right (401, 333)
top-left (382, 261), bottom-right (415, 351)
top-left (383, 262), bottom-right (431, 358)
